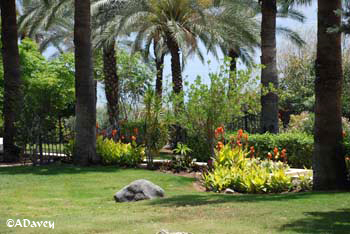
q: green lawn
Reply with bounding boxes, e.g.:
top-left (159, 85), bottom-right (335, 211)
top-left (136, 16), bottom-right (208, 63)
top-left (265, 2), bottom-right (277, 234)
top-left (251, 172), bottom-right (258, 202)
top-left (0, 165), bottom-right (349, 234)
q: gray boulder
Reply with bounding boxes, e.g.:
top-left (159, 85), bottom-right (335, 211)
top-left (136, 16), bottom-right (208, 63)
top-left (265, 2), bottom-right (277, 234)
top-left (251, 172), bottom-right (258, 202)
top-left (114, 179), bottom-right (165, 202)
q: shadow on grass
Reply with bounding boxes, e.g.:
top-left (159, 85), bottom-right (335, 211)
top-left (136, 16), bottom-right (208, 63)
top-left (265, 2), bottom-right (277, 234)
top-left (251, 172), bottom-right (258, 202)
top-left (149, 192), bottom-right (348, 207)
top-left (280, 209), bottom-right (350, 233)
top-left (0, 164), bottom-right (123, 175)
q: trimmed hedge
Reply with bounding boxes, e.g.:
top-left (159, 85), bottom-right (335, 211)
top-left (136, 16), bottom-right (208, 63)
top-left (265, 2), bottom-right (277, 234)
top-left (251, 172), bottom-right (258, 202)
top-left (246, 133), bottom-right (314, 169)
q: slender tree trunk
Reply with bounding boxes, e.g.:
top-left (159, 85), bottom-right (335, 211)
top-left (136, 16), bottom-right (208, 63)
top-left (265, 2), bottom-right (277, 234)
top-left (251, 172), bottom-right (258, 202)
top-left (154, 41), bottom-right (164, 98)
top-left (73, 0), bottom-right (99, 165)
top-left (313, 0), bottom-right (348, 190)
top-left (228, 48), bottom-right (239, 91)
top-left (103, 41), bottom-right (119, 128)
top-left (260, 0), bottom-right (279, 134)
top-left (167, 38), bottom-right (183, 96)
top-left (1, 0), bottom-right (22, 162)
top-left (167, 36), bottom-right (184, 145)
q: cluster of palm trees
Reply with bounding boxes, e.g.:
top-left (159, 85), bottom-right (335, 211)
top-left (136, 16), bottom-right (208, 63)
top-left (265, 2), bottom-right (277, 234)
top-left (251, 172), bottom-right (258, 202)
top-left (1, 0), bottom-right (348, 190)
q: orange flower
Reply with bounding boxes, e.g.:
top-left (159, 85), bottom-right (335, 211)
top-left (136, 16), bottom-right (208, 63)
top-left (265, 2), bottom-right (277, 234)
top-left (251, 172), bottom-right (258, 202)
top-left (250, 146), bottom-right (255, 158)
top-left (236, 140), bottom-right (242, 147)
top-left (131, 135), bottom-right (137, 141)
top-left (217, 141), bottom-right (224, 151)
top-left (217, 126), bottom-right (224, 134)
top-left (273, 147), bottom-right (278, 155)
top-left (267, 152), bottom-right (272, 160)
top-left (133, 128), bottom-right (139, 135)
top-left (237, 129), bottom-right (243, 138)
top-left (96, 122), bottom-right (99, 129)
top-left (343, 131), bottom-right (346, 137)
top-left (112, 129), bottom-right (117, 137)
top-left (281, 148), bottom-right (287, 158)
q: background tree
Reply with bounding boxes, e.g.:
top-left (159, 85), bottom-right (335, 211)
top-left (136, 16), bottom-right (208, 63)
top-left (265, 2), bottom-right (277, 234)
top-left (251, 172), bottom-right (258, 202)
top-left (313, 0), bottom-right (348, 190)
top-left (259, 0), bottom-right (311, 134)
top-left (73, 0), bottom-right (99, 165)
top-left (1, 0), bottom-right (23, 162)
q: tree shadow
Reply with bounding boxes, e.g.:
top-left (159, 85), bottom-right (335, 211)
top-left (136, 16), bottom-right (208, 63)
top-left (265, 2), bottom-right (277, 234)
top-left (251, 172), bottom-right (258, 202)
top-left (149, 192), bottom-right (342, 207)
top-left (0, 164), bottom-right (123, 175)
top-left (280, 209), bottom-right (350, 233)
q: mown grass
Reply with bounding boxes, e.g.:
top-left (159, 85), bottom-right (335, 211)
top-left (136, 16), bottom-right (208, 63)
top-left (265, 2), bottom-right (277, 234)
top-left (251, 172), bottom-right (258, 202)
top-left (0, 165), bottom-right (349, 234)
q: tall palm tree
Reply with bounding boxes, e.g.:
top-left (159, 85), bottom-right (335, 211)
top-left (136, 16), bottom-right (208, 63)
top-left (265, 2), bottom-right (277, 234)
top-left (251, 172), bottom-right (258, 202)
top-left (313, 0), bottom-right (348, 190)
top-left (73, 0), bottom-right (99, 165)
top-left (119, 0), bottom-right (207, 100)
top-left (259, 0), bottom-right (311, 133)
top-left (1, 0), bottom-right (22, 162)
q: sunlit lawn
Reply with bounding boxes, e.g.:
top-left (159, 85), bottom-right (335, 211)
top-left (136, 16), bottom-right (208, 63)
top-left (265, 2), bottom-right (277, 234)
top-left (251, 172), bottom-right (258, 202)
top-left (0, 165), bottom-right (349, 234)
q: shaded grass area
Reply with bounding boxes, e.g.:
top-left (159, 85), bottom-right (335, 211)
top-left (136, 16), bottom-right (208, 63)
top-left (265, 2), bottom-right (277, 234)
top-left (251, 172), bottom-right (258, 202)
top-left (0, 165), bottom-right (349, 233)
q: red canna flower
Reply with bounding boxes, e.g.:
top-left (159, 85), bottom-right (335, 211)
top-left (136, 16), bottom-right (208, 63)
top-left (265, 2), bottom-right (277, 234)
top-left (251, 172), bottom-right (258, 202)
top-left (250, 146), bottom-right (255, 158)
top-left (131, 135), bottom-right (137, 141)
top-left (112, 129), bottom-right (117, 137)
top-left (217, 141), bottom-right (224, 151)
top-left (273, 147), bottom-right (278, 155)
top-left (281, 148), bottom-right (287, 158)
top-left (237, 129), bottom-right (243, 139)
top-left (236, 140), bottom-right (242, 147)
top-left (96, 122), bottom-right (99, 129)
top-left (267, 152), bottom-right (272, 160)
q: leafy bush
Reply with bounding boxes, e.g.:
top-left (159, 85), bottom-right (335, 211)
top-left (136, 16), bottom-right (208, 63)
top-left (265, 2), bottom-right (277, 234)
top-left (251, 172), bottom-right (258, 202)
top-left (224, 132), bottom-right (314, 168)
top-left (285, 112), bottom-right (314, 134)
top-left (96, 136), bottom-right (145, 167)
top-left (203, 144), bottom-right (292, 193)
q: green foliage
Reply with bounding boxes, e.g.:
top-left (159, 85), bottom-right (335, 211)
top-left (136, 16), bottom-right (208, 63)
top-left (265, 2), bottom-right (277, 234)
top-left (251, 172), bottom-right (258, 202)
top-left (95, 49), bottom-right (154, 120)
top-left (203, 144), bottom-right (292, 193)
top-left (175, 59), bottom-right (260, 161)
top-left (296, 171), bottom-right (313, 192)
top-left (143, 89), bottom-right (168, 159)
top-left (168, 143), bottom-right (195, 172)
top-left (96, 136), bottom-right (145, 167)
top-left (173, 143), bottom-right (192, 156)
top-left (245, 132), bottom-right (314, 168)
top-left (285, 112), bottom-right (314, 134)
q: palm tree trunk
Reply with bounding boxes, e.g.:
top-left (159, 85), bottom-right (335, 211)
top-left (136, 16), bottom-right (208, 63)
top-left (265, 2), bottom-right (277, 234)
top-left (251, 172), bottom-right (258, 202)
top-left (103, 42), bottom-right (119, 128)
top-left (1, 0), bottom-right (22, 162)
top-left (167, 38), bottom-right (183, 96)
top-left (155, 54), bottom-right (164, 98)
top-left (313, 0), bottom-right (348, 190)
top-left (73, 0), bottom-right (99, 165)
top-left (228, 48), bottom-right (239, 91)
top-left (260, 0), bottom-right (279, 134)
top-left (167, 36), bottom-right (185, 145)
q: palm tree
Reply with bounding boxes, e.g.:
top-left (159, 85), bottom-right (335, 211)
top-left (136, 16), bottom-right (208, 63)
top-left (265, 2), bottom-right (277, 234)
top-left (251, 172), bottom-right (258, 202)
top-left (73, 0), bottom-right (99, 165)
top-left (259, 0), bottom-right (311, 133)
top-left (313, 0), bottom-right (348, 190)
top-left (119, 0), bottom-right (208, 100)
top-left (1, 0), bottom-right (22, 162)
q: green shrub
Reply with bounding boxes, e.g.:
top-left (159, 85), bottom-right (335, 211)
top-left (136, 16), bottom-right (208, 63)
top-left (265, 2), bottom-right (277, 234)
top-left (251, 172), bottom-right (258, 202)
top-left (203, 144), bottom-right (292, 193)
top-left (96, 136), bottom-right (145, 167)
top-left (185, 134), bottom-right (211, 162)
top-left (224, 132), bottom-right (314, 168)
